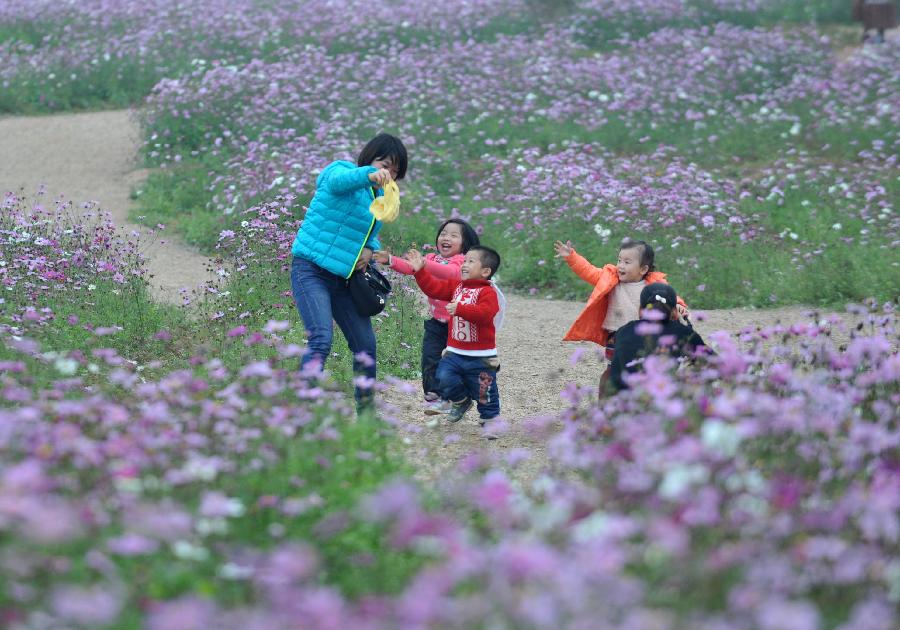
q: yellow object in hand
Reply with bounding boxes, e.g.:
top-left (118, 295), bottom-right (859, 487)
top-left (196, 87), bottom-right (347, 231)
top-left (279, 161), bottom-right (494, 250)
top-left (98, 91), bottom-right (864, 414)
top-left (370, 179), bottom-right (400, 223)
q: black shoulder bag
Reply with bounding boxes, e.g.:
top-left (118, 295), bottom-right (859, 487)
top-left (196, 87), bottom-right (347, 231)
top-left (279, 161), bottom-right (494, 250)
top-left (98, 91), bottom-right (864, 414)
top-left (348, 262), bottom-right (391, 317)
top-left (347, 212), bottom-right (391, 316)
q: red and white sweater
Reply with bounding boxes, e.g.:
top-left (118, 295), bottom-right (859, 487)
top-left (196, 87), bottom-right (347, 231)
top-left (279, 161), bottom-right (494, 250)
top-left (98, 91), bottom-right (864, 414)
top-left (387, 252), bottom-right (464, 322)
top-left (413, 269), bottom-right (499, 356)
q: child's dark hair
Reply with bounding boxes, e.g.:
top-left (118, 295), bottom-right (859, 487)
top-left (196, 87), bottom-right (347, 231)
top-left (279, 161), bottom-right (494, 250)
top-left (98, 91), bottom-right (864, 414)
top-left (436, 218), bottom-right (480, 254)
top-left (640, 283), bottom-right (676, 319)
top-left (470, 246), bottom-right (501, 279)
top-left (357, 133), bottom-right (408, 180)
top-left (619, 239), bottom-right (655, 274)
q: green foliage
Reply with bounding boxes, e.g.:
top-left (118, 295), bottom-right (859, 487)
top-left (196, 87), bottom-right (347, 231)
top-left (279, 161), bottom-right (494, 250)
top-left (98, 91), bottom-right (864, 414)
top-left (132, 166), bottom-right (224, 252)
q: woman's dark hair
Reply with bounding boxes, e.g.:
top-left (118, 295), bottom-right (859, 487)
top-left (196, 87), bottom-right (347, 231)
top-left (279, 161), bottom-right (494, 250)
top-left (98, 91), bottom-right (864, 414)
top-left (435, 218), bottom-right (480, 254)
top-left (619, 239), bottom-right (655, 274)
top-left (470, 246), bottom-right (501, 279)
top-left (357, 133), bottom-right (408, 180)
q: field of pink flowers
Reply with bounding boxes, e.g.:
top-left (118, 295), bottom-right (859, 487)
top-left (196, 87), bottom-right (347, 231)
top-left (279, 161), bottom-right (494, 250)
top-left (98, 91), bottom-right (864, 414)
top-left (2, 193), bottom-right (897, 625)
top-left (128, 9), bottom-right (896, 307)
top-left (1, 0), bottom-right (899, 627)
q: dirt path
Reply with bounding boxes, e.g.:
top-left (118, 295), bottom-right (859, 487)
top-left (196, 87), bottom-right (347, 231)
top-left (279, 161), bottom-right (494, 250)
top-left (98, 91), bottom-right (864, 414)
top-left (836, 23), bottom-right (900, 61)
top-left (0, 110), bottom-right (213, 303)
top-left (385, 297), bottom-right (866, 484)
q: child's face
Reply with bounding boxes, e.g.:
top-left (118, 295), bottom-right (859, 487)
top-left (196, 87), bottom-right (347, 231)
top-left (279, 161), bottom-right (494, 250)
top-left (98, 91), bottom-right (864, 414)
top-left (371, 157), bottom-right (398, 180)
top-left (461, 251), bottom-right (491, 280)
top-left (437, 223), bottom-right (464, 258)
top-left (617, 247), bottom-right (649, 282)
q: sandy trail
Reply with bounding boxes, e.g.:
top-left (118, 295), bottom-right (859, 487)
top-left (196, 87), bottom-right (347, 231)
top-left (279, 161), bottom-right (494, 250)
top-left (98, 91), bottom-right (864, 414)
top-left (0, 110), bottom-right (214, 303)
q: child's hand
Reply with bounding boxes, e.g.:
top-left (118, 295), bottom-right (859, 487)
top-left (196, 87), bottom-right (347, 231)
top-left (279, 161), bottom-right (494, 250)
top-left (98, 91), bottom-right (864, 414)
top-left (554, 240), bottom-right (574, 258)
top-left (406, 249), bottom-right (425, 272)
top-left (445, 300), bottom-right (458, 316)
top-left (373, 250), bottom-right (391, 265)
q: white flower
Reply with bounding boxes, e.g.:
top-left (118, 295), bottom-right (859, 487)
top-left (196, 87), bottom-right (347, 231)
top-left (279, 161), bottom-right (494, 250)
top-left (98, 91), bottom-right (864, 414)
top-left (659, 463), bottom-right (709, 499)
top-left (789, 122), bottom-right (801, 136)
top-left (218, 563), bottom-right (253, 580)
top-left (832, 223), bottom-right (842, 230)
top-left (886, 560), bottom-right (900, 602)
top-left (572, 511), bottom-right (610, 542)
top-left (53, 357), bottom-right (79, 376)
top-left (701, 420), bottom-right (741, 457)
top-left (172, 541), bottom-right (209, 561)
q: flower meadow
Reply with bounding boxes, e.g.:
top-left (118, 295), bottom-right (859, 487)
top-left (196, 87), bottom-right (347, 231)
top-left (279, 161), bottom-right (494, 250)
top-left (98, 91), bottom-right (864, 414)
top-left (130, 13), bottom-right (897, 307)
top-left (2, 215), bottom-right (898, 626)
top-left (2, 0), bottom-right (900, 627)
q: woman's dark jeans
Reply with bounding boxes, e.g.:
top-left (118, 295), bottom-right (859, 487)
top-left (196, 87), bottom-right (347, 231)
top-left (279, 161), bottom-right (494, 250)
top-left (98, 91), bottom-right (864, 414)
top-left (291, 257), bottom-right (376, 406)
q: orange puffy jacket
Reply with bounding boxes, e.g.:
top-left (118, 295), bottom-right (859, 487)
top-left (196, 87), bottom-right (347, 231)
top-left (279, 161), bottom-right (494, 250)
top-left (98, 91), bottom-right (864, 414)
top-left (562, 250), bottom-right (686, 347)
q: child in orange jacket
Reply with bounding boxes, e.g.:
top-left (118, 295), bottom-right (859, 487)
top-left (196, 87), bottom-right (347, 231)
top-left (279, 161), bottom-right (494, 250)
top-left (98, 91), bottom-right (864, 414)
top-left (554, 238), bottom-right (687, 393)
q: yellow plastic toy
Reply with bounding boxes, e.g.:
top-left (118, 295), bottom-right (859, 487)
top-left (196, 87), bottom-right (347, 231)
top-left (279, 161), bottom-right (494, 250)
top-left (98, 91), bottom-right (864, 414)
top-left (370, 179), bottom-right (400, 223)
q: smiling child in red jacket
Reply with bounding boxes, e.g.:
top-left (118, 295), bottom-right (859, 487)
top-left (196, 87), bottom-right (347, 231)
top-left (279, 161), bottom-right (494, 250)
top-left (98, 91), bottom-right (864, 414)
top-left (406, 246), bottom-right (503, 430)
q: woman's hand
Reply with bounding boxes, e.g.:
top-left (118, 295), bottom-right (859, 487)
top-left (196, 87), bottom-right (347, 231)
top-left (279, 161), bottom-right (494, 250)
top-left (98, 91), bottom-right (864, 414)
top-left (373, 250), bottom-right (391, 265)
top-left (356, 247), bottom-right (374, 271)
top-left (554, 240), bottom-right (574, 258)
top-left (675, 303), bottom-right (689, 321)
top-left (368, 168), bottom-right (392, 187)
top-left (406, 249), bottom-right (425, 272)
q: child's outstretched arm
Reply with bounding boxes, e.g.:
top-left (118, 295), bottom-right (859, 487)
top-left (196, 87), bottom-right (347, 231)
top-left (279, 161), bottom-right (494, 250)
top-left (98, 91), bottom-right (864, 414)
top-left (374, 249), bottom-right (463, 279)
top-left (409, 250), bottom-right (457, 301)
top-left (375, 250), bottom-right (416, 275)
top-left (420, 253), bottom-right (464, 279)
top-left (555, 240), bottom-right (611, 286)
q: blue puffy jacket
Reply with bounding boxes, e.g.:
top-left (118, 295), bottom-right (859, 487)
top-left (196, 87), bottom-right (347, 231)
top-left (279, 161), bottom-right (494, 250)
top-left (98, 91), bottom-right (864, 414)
top-left (291, 160), bottom-right (383, 278)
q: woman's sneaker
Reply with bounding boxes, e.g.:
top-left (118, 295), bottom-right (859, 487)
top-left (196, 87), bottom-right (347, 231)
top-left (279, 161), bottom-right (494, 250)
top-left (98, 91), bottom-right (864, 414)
top-left (424, 399), bottom-right (453, 415)
top-left (447, 398), bottom-right (473, 423)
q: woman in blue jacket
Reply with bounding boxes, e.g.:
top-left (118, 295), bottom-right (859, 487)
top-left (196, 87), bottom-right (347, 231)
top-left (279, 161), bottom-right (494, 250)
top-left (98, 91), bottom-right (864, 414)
top-left (290, 134), bottom-right (407, 410)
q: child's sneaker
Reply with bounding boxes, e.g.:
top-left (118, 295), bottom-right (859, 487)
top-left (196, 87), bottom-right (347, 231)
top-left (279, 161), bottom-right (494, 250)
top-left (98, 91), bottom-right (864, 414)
top-left (423, 399), bottom-right (452, 415)
top-left (446, 398), bottom-right (473, 423)
top-left (479, 417), bottom-right (499, 440)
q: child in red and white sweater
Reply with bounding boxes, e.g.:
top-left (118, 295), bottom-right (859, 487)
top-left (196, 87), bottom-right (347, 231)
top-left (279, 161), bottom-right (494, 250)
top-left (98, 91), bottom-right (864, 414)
top-left (374, 219), bottom-right (479, 412)
top-left (406, 246), bottom-right (504, 427)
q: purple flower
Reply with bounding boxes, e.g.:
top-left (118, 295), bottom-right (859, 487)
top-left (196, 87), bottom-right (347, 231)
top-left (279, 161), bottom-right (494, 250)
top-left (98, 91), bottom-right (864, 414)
top-left (108, 533), bottom-right (160, 556)
top-left (52, 584), bottom-right (123, 626)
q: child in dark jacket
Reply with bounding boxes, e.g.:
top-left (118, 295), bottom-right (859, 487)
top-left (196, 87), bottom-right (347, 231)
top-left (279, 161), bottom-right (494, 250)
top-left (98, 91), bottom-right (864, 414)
top-left (406, 246), bottom-right (504, 427)
top-left (608, 283), bottom-right (709, 392)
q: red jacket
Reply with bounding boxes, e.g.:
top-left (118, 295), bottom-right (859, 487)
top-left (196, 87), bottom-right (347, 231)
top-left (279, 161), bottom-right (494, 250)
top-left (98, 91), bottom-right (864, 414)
top-left (562, 250), bottom-right (686, 347)
top-left (414, 270), bottom-right (499, 356)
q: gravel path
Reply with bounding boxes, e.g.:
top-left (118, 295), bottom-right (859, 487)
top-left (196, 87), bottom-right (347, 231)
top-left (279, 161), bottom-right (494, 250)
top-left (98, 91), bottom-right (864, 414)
top-left (0, 109), bottom-right (866, 483)
top-left (0, 110), bottom-right (214, 303)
